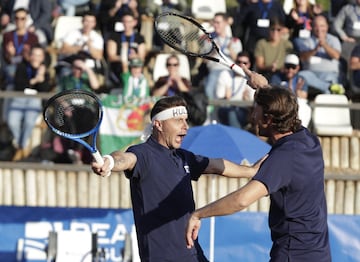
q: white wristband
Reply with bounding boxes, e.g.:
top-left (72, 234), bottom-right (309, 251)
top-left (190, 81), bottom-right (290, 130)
top-left (103, 155), bottom-right (115, 177)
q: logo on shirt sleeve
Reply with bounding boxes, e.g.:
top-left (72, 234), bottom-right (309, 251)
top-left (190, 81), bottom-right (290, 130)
top-left (184, 165), bottom-right (190, 174)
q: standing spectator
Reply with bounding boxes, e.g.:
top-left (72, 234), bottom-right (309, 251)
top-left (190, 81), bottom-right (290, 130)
top-left (91, 95), bottom-right (265, 261)
top-left (254, 17), bottom-right (293, 81)
top-left (57, 55), bottom-right (101, 93)
top-left (216, 51), bottom-right (255, 129)
top-left (271, 53), bottom-right (311, 127)
top-left (105, 10), bottom-right (146, 88)
top-left (286, 0), bottom-right (323, 39)
top-left (1, 0), bottom-right (53, 45)
top-left (237, 0), bottom-right (286, 55)
top-left (121, 57), bottom-right (150, 100)
top-left (152, 54), bottom-right (191, 97)
top-left (186, 84), bottom-right (331, 262)
top-left (294, 15), bottom-right (345, 94)
top-left (7, 44), bottom-right (51, 160)
top-left (204, 12), bottom-right (242, 99)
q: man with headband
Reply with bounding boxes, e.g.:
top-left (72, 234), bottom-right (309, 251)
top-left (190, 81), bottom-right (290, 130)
top-left (91, 95), bottom-right (267, 262)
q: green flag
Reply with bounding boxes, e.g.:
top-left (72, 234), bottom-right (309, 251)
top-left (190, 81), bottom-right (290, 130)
top-left (99, 94), bottom-right (158, 154)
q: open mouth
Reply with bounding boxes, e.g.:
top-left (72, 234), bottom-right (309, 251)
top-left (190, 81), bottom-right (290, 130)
top-left (176, 133), bottom-right (186, 143)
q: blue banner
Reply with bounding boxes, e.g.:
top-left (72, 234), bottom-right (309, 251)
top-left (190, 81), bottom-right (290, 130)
top-left (0, 206), bottom-right (359, 261)
top-left (0, 206), bottom-right (134, 262)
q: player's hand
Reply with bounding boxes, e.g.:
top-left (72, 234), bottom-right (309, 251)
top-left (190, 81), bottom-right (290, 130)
top-left (253, 154), bottom-right (268, 171)
top-left (186, 213), bottom-right (201, 249)
top-left (241, 65), bottom-right (269, 90)
top-left (91, 157), bottom-right (112, 177)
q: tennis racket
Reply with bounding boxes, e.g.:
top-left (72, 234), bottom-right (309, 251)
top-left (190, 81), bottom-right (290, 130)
top-left (43, 89), bottom-right (104, 165)
top-left (154, 12), bottom-right (247, 78)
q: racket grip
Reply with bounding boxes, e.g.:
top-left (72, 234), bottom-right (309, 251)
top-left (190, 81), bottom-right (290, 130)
top-left (231, 64), bottom-right (247, 79)
top-left (92, 151), bottom-right (104, 165)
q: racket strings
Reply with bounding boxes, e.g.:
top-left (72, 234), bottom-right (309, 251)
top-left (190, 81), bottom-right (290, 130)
top-left (45, 93), bottom-right (101, 136)
top-left (156, 15), bottom-right (213, 55)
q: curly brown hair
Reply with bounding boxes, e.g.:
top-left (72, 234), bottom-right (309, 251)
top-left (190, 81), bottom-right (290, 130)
top-left (254, 86), bottom-right (302, 133)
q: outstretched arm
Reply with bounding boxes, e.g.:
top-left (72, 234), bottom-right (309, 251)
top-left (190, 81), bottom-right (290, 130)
top-left (185, 180), bottom-right (268, 248)
top-left (91, 151), bottom-right (137, 177)
top-left (204, 154), bottom-right (268, 178)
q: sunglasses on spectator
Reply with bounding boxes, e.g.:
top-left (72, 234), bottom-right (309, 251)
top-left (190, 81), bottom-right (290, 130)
top-left (270, 27), bottom-right (282, 32)
top-left (285, 63), bottom-right (297, 70)
top-left (15, 16), bottom-right (26, 21)
top-left (166, 63), bottom-right (179, 67)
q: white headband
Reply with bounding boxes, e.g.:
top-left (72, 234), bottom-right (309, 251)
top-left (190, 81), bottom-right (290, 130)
top-left (151, 106), bottom-right (188, 124)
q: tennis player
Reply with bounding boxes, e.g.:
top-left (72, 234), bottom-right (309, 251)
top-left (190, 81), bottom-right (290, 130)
top-left (186, 84), bottom-right (331, 261)
top-left (92, 95), bottom-right (267, 261)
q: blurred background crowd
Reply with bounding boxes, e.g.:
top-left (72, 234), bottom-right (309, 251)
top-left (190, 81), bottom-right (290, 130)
top-left (0, 0), bottom-right (358, 163)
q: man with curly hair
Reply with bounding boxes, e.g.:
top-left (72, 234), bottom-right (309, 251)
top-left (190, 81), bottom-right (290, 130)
top-left (186, 69), bottom-right (331, 261)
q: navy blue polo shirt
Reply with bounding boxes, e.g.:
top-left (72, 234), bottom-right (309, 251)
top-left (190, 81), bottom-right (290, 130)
top-left (125, 136), bottom-right (209, 262)
top-left (253, 127), bottom-right (331, 261)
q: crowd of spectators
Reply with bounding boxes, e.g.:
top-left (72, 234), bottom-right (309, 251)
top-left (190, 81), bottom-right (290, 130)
top-left (0, 0), bottom-right (358, 163)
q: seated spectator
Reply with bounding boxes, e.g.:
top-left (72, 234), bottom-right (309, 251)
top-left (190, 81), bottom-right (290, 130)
top-left (1, 7), bottom-right (39, 123)
top-left (97, 0), bottom-right (142, 40)
top-left (151, 54), bottom-right (191, 97)
top-left (294, 15), bottom-right (345, 94)
top-left (7, 44), bottom-right (51, 160)
top-left (1, 8), bottom-right (38, 91)
top-left (254, 17), bottom-right (293, 81)
top-left (236, 0), bottom-right (286, 55)
top-left (271, 53), bottom-right (311, 127)
top-left (120, 57), bottom-right (150, 100)
top-left (57, 55), bottom-right (101, 92)
top-left (1, 0), bottom-right (53, 45)
top-left (204, 12), bottom-right (242, 99)
top-left (216, 51), bottom-right (255, 129)
top-left (57, 11), bottom-right (104, 82)
top-left (59, 11), bottom-right (103, 61)
top-left (105, 10), bottom-right (146, 88)
top-left (286, 0), bottom-right (323, 39)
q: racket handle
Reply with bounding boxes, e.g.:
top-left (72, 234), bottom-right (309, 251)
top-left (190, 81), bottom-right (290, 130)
top-left (231, 64), bottom-right (247, 79)
top-left (92, 151), bottom-right (104, 165)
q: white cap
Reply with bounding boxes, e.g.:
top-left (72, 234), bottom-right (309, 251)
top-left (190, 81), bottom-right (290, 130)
top-left (285, 54), bottom-right (299, 65)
